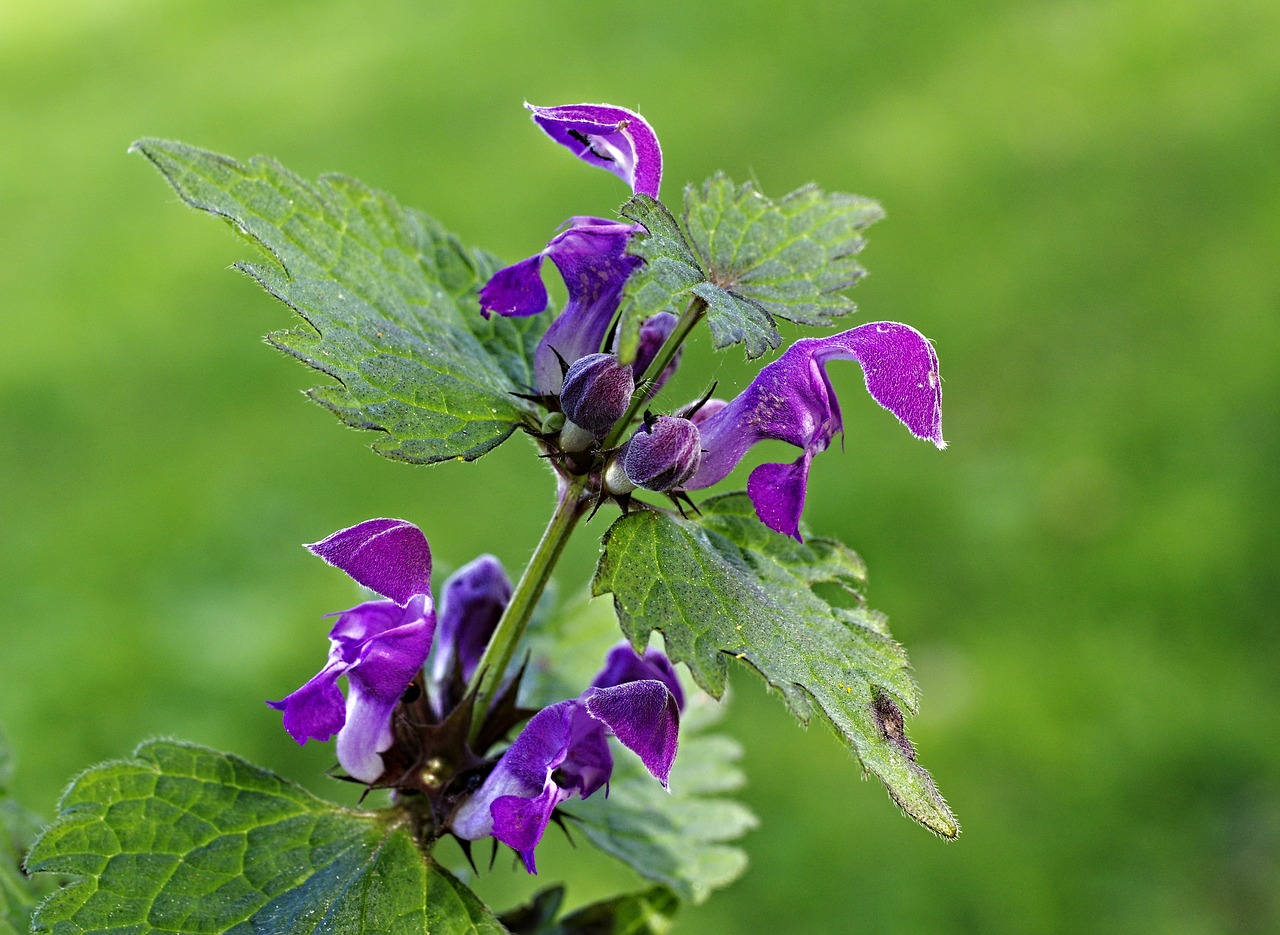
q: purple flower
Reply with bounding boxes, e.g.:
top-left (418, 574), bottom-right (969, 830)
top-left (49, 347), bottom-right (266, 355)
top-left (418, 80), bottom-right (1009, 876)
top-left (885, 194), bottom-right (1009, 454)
top-left (686, 322), bottom-right (946, 540)
top-left (526, 102), bottom-right (663, 198)
top-left (479, 103), bottom-right (666, 393)
top-left (427, 554), bottom-right (512, 717)
top-left (269, 518), bottom-right (436, 783)
top-left (480, 217), bottom-right (641, 394)
top-left (269, 596), bottom-right (434, 783)
top-left (452, 645), bottom-right (682, 873)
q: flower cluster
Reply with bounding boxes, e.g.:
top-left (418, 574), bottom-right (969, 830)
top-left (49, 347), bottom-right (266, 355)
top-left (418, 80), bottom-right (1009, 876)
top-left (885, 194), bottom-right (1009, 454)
top-left (479, 102), bottom-right (944, 539)
top-left (269, 101), bottom-right (945, 873)
top-left (271, 517), bottom-right (681, 869)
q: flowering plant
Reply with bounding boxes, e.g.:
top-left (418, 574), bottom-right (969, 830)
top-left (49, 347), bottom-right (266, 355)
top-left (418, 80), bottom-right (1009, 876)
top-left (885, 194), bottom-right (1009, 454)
top-left (22, 103), bottom-right (956, 933)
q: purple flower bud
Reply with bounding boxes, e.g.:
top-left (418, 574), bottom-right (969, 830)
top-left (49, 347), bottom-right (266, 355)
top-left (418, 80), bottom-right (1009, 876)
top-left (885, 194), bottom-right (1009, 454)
top-left (683, 397), bottom-right (727, 426)
top-left (428, 555), bottom-right (512, 706)
top-left (559, 353), bottom-right (636, 439)
top-left (622, 415), bottom-right (703, 492)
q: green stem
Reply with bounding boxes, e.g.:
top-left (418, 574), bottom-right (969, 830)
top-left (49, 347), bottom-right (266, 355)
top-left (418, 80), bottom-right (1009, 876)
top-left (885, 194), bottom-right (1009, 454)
top-left (467, 476), bottom-right (588, 745)
top-left (603, 295), bottom-right (708, 450)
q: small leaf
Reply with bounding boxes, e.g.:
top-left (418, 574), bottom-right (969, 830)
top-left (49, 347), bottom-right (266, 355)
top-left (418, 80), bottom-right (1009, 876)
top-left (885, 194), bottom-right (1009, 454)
top-left (0, 729), bottom-right (48, 935)
top-left (684, 173), bottom-right (882, 327)
top-left (27, 740), bottom-right (505, 934)
top-left (500, 884), bottom-right (678, 935)
top-left (614, 196), bottom-right (705, 365)
top-left (132, 140), bottom-right (540, 464)
top-left (593, 493), bottom-right (958, 839)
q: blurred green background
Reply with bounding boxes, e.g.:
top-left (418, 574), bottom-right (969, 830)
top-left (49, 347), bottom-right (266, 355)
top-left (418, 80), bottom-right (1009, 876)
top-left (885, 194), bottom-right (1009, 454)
top-left (3, 0), bottom-right (1278, 931)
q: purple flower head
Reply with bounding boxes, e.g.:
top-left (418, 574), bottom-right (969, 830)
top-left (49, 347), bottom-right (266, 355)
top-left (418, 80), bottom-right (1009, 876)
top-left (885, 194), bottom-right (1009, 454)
top-left (427, 554), bottom-right (512, 716)
top-left (479, 217), bottom-right (642, 394)
top-left (687, 322), bottom-right (945, 540)
top-left (559, 353), bottom-right (635, 439)
top-left (452, 646), bottom-right (682, 873)
top-left (269, 594), bottom-right (435, 783)
top-left (271, 518), bottom-right (436, 782)
top-left (526, 102), bottom-right (663, 198)
top-left (622, 415), bottom-right (703, 492)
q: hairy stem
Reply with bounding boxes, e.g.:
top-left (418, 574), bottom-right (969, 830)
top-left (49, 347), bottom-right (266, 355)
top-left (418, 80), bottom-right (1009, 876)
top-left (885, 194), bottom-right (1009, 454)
top-left (467, 476), bottom-right (588, 745)
top-left (603, 294), bottom-right (708, 449)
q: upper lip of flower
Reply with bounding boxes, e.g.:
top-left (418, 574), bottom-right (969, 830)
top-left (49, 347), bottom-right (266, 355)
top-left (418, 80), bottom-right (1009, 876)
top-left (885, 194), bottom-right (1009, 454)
top-left (525, 102), bottom-right (663, 198)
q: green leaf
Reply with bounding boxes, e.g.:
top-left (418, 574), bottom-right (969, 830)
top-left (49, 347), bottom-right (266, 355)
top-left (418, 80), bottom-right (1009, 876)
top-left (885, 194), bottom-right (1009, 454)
top-left (615, 176), bottom-right (880, 361)
top-left (0, 728), bottom-right (47, 935)
top-left (26, 740), bottom-right (506, 934)
top-left (592, 493), bottom-right (958, 839)
top-left (684, 173), bottom-right (882, 328)
top-left (614, 196), bottom-right (705, 364)
top-left (500, 884), bottom-right (678, 935)
top-left (131, 139), bottom-right (540, 464)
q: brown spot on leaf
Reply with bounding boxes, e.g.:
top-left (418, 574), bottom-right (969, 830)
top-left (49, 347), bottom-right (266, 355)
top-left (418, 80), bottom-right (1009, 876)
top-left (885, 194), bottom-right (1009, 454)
top-left (871, 689), bottom-right (916, 761)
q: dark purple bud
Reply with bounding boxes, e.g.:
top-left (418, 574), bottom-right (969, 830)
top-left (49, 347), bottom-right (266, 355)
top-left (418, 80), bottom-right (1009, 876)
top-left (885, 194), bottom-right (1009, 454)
top-left (559, 353), bottom-right (636, 438)
top-left (622, 415), bottom-right (702, 492)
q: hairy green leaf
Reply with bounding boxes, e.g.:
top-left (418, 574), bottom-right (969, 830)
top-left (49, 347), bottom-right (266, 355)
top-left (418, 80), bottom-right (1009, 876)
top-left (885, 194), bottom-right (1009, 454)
top-left (615, 176), bottom-right (880, 361)
top-left (500, 884), bottom-right (677, 935)
top-left (1, 729), bottom-right (47, 935)
top-left (593, 494), bottom-right (958, 839)
top-left (684, 173), bottom-right (882, 327)
top-left (614, 196), bottom-right (704, 364)
top-left (132, 140), bottom-right (540, 464)
top-left (26, 740), bottom-right (505, 934)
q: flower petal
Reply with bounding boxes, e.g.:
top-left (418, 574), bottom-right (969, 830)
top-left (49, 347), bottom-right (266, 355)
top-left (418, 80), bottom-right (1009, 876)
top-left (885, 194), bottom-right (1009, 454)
top-left (267, 658), bottom-right (347, 745)
top-left (746, 455), bottom-right (814, 541)
top-left (526, 102), bottom-right (663, 198)
top-left (584, 680), bottom-right (681, 787)
top-left (477, 253), bottom-right (549, 319)
top-left (688, 322), bottom-right (944, 538)
top-left (307, 518), bottom-right (431, 606)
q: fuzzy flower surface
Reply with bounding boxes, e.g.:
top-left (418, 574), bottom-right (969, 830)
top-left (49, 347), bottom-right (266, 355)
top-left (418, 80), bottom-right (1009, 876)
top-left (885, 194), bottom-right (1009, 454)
top-left (269, 519), bottom-right (436, 783)
top-left (451, 644), bottom-right (682, 873)
top-left (683, 322), bottom-right (945, 539)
